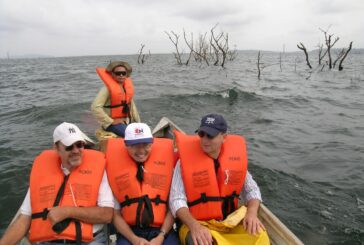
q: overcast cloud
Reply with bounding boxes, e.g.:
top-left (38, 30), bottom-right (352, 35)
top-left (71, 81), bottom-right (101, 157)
top-left (0, 0), bottom-right (363, 57)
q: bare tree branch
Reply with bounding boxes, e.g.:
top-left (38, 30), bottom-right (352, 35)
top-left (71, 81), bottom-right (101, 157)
top-left (338, 41), bottom-right (353, 71)
top-left (297, 42), bottom-right (312, 69)
top-left (165, 31), bottom-right (183, 65)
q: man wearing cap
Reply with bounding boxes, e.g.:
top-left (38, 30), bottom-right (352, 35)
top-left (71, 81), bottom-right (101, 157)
top-left (170, 114), bottom-right (269, 245)
top-left (105, 123), bottom-right (179, 245)
top-left (91, 61), bottom-right (141, 137)
top-left (0, 122), bottom-right (114, 245)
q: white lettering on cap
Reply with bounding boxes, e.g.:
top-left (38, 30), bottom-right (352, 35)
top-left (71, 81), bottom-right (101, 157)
top-left (205, 117), bottom-right (215, 124)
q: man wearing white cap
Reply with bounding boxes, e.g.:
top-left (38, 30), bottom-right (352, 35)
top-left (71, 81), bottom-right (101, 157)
top-left (105, 123), bottom-right (179, 245)
top-left (0, 122), bottom-right (114, 245)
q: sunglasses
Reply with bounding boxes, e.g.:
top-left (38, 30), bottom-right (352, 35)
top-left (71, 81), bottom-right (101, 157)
top-left (113, 71), bottom-right (127, 76)
top-left (197, 131), bottom-right (216, 139)
top-left (65, 142), bottom-right (85, 152)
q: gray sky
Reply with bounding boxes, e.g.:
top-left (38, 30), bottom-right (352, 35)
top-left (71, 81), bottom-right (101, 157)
top-left (0, 0), bottom-right (363, 58)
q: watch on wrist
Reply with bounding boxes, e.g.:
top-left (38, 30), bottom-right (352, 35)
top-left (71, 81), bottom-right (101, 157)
top-left (159, 230), bottom-right (167, 238)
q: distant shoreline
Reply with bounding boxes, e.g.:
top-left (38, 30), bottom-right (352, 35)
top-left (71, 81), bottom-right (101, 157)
top-left (1, 48), bottom-right (363, 60)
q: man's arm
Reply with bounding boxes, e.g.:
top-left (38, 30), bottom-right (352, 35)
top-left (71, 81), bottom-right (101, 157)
top-left (47, 206), bottom-right (113, 225)
top-left (243, 199), bottom-right (265, 235)
top-left (176, 207), bottom-right (212, 245)
top-left (170, 161), bottom-right (212, 245)
top-left (150, 210), bottom-right (174, 244)
top-left (0, 214), bottom-right (31, 245)
top-left (91, 86), bottom-right (114, 129)
top-left (129, 100), bottom-right (141, 123)
top-left (241, 171), bottom-right (265, 235)
top-left (48, 171), bottom-right (114, 225)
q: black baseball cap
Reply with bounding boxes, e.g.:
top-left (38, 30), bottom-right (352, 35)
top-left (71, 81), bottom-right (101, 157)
top-left (196, 114), bottom-right (228, 137)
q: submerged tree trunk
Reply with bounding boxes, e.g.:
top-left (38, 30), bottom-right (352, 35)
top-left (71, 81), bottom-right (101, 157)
top-left (338, 41), bottom-right (353, 71)
top-left (297, 43), bottom-right (312, 69)
top-left (257, 51), bottom-right (262, 79)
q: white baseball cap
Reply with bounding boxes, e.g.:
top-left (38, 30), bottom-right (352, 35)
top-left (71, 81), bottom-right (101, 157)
top-left (124, 123), bottom-right (153, 146)
top-left (53, 122), bottom-right (86, 146)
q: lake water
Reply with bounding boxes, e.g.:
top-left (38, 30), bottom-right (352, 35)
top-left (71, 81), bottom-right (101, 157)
top-left (0, 51), bottom-right (363, 244)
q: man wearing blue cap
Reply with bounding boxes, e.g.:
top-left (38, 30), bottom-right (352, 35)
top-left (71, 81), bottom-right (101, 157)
top-left (170, 114), bottom-right (269, 245)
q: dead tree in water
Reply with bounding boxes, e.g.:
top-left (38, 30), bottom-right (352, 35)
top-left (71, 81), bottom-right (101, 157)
top-left (257, 51), bottom-right (262, 79)
top-left (195, 33), bottom-right (210, 65)
top-left (165, 31), bottom-right (183, 65)
top-left (320, 28), bottom-right (340, 69)
top-left (338, 41), bottom-right (353, 71)
top-left (317, 43), bottom-right (328, 65)
top-left (210, 35), bottom-right (220, 66)
top-left (297, 42), bottom-right (312, 69)
top-left (211, 24), bottom-right (229, 68)
top-left (227, 45), bottom-right (238, 61)
top-left (137, 44), bottom-right (150, 64)
top-left (182, 30), bottom-right (197, 66)
top-left (333, 48), bottom-right (345, 68)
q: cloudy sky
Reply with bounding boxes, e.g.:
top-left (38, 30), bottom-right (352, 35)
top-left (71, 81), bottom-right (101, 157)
top-left (0, 0), bottom-right (363, 58)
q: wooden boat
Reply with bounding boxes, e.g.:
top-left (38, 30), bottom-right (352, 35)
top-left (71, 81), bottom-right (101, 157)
top-left (152, 117), bottom-right (304, 245)
top-left (9, 117), bottom-right (304, 245)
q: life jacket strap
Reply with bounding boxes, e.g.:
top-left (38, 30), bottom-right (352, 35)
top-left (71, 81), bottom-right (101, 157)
top-left (187, 193), bottom-right (222, 207)
top-left (31, 174), bottom-right (69, 220)
top-left (31, 174), bottom-right (83, 244)
top-left (119, 195), bottom-right (167, 228)
top-left (221, 191), bottom-right (240, 219)
top-left (103, 101), bottom-right (126, 109)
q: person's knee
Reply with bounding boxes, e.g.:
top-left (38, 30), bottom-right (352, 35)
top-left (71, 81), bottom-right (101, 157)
top-left (116, 234), bottom-right (132, 245)
top-left (106, 124), bottom-right (127, 137)
top-left (163, 230), bottom-right (180, 245)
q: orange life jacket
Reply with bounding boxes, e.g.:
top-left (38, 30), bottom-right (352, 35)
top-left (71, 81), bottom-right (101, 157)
top-left (175, 131), bottom-right (247, 221)
top-left (29, 149), bottom-right (105, 243)
top-left (106, 138), bottom-right (174, 227)
top-left (96, 67), bottom-right (135, 119)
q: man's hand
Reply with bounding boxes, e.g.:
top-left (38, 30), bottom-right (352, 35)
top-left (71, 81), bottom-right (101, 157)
top-left (242, 211), bottom-right (265, 235)
top-left (149, 233), bottom-right (164, 245)
top-left (190, 222), bottom-right (213, 245)
top-left (131, 236), bottom-right (150, 245)
top-left (47, 206), bottom-right (70, 225)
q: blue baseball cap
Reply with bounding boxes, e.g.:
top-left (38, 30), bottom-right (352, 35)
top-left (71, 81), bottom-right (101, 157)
top-left (196, 114), bottom-right (228, 137)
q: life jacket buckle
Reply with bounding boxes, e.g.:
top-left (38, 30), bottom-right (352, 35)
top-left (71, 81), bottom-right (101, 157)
top-left (201, 193), bottom-right (207, 203)
top-left (42, 208), bottom-right (49, 220)
top-left (124, 195), bottom-right (131, 206)
top-left (154, 195), bottom-right (161, 205)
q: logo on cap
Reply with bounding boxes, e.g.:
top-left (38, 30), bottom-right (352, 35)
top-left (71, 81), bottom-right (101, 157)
top-left (205, 117), bottom-right (215, 124)
top-left (134, 128), bottom-right (144, 134)
top-left (69, 127), bottom-right (76, 134)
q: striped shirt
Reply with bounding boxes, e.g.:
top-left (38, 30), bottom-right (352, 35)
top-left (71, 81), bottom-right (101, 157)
top-left (169, 160), bottom-right (262, 217)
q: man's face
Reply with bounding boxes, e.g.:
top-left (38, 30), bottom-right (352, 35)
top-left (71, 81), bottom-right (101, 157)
top-left (111, 66), bottom-right (127, 84)
top-left (126, 143), bottom-right (152, 162)
top-left (55, 141), bottom-right (84, 170)
top-left (199, 131), bottom-right (226, 158)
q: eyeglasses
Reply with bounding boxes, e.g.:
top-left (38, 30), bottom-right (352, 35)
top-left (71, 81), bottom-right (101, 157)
top-left (197, 131), bottom-right (215, 139)
top-left (65, 142), bottom-right (85, 152)
top-left (113, 71), bottom-right (127, 76)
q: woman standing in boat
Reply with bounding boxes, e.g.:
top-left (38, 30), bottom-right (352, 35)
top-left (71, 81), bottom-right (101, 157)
top-left (91, 61), bottom-right (140, 137)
